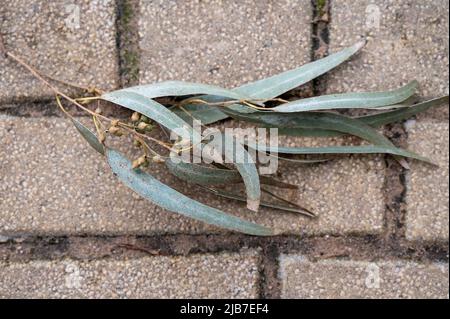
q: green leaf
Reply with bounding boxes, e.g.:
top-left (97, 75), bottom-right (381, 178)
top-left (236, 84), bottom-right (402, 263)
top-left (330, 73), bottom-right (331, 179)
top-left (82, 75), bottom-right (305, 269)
top-left (106, 148), bottom-right (273, 236)
top-left (201, 186), bottom-right (314, 218)
top-left (276, 96), bottom-right (449, 137)
top-left (165, 158), bottom-right (242, 185)
top-left (110, 80), bottom-right (252, 101)
top-left (252, 144), bottom-right (429, 158)
top-left (273, 81), bottom-right (418, 112)
top-left (223, 109), bottom-right (432, 164)
top-left (178, 40), bottom-right (366, 124)
top-left (361, 96), bottom-right (449, 127)
top-left (102, 90), bottom-right (261, 211)
top-left (236, 40), bottom-right (366, 99)
top-left (72, 119), bottom-right (104, 155)
top-left (166, 158), bottom-right (299, 188)
top-left (102, 90), bottom-right (191, 139)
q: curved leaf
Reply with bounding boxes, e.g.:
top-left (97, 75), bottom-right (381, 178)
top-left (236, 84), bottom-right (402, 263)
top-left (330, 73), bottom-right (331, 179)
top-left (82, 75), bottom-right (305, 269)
top-left (276, 96), bottom-right (449, 137)
top-left (72, 119), bottom-right (104, 155)
top-left (102, 90), bottom-right (261, 211)
top-left (178, 40), bottom-right (367, 124)
top-left (223, 109), bottom-right (432, 164)
top-left (273, 81), bottom-right (418, 112)
top-left (111, 80), bottom-right (252, 101)
top-left (107, 149), bottom-right (273, 236)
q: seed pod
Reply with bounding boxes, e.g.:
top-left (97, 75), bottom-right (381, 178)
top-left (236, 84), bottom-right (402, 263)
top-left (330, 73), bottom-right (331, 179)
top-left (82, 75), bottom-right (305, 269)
top-left (137, 122), bottom-right (149, 130)
top-left (133, 139), bottom-right (141, 147)
top-left (98, 131), bottom-right (106, 143)
top-left (140, 115), bottom-right (150, 123)
top-left (152, 155), bottom-right (165, 163)
top-left (132, 155), bottom-right (147, 169)
top-left (108, 126), bottom-right (123, 137)
top-left (131, 112), bottom-right (140, 122)
top-left (111, 119), bottom-right (119, 127)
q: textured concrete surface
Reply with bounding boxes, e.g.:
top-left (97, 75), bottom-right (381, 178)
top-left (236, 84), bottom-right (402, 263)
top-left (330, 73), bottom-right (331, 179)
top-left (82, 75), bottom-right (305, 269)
top-left (0, 116), bottom-right (384, 236)
top-left (280, 255), bottom-right (449, 299)
top-left (138, 0), bottom-right (312, 88)
top-left (405, 119), bottom-right (449, 241)
top-left (0, 250), bottom-right (260, 298)
top-left (0, 0), bottom-right (119, 103)
top-left (328, 0), bottom-right (449, 117)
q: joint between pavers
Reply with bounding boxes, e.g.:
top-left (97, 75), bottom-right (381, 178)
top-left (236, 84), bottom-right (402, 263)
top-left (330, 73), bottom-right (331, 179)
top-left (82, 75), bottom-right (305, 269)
top-left (115, 0), bottom-right (141, 88)
top-left (311, 0), bottom-right (331, 96)
top-left (1, 234), bottom-right (447, 265)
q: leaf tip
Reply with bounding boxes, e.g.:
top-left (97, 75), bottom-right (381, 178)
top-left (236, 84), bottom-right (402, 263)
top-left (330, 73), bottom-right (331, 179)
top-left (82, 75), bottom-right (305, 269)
top-left (247, 199), bottom-right (260, 212)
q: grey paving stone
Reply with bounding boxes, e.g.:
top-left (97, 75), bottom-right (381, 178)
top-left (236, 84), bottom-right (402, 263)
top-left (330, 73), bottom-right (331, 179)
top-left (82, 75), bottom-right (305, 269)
top-left (405, 119), bottom-right (449, 241)
top-left (138, 0), bottom-right (312, 88)
top-left (0, 0), bottom-right (119, 103)
top-left (0, 250), bottom-right (260, 298)
top-left (0, 116), bottom-right (385, 236)
top-left (328, 0), bottom-right (449, 117)
top-left (280, 255), bottom-right (449, 299)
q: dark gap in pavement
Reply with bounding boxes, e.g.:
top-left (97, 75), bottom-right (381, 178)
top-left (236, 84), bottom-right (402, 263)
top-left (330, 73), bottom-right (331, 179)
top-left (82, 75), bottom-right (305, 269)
top-left (311, 0), bottom-right (330, 96)
top-left (1, 234), bottom-right (447, 264)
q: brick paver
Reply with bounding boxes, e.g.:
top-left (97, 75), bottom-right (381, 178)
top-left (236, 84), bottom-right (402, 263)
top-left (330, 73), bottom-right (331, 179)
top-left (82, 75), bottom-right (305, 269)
top-left (0, 0), bottom-right (119, 103)
top-left (405, 119), bottom-right (449, 241)
top-left (0, 250), bottom-right (260, 298)
top-left (138, 0), bottom-right (312, 88)
top-left (0, 116), bottom-right (385, 236)
top-left (280, 255), bottom-right (449, 299)
top-left (328, 0), bottom-right (449, 118)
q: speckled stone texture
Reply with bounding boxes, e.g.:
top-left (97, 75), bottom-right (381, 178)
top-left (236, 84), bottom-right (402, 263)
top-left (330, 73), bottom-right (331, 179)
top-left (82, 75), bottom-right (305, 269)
top-left (0, 0), bottom-right (119, 103)
top-left (0, 250), bottom-right (260, 298)
top-left (328, 0), bottom-right (449, 117)
top-left (280, 255), bottom-right (449, 299)
top-left (138, 0), bottom-right (312, 88)
top-left (0, 116), bottom-right (385, 236)
top-left (405, 119), bottom-right (449, 241)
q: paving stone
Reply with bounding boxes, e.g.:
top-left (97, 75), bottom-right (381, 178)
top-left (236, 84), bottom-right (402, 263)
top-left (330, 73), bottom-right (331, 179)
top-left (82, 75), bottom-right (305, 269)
top-left (138, 0), bottom-right (312, 88)
top-left (328, 0), bottom-right (449, 118)
top-left (405, 119), bottom-right (449, 241)
top-left (279, 255), bottom-right (449, 299)
top-left (0, 250), bottom-right (260, 298)
top-left (0, 116), bottom-right (385, 236)
top-left (0, 0), bottom-right (119, 104)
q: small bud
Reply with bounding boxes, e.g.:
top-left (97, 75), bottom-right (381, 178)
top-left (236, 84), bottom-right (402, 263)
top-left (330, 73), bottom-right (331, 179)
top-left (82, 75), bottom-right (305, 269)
top-left (111, 119), bottom-right (119, 127)
top-left (140, 115), bottom-right (150, 123)
top-left (131, 112), bottom-right (140, 122)
top-left (133, 139), bottom-right (141, 147)
top-left (99, 131), bottom-right (106, 143)
top-left (132, 155), bottom-right (147, 169)
top-left (152, 155), bottom-right (165, 163)
top-left (137, 122), bottom-right (149, 130)
top-left (95, 107), bottom-right (102, 115)
top-left (108, 126), bottom-right (123, 137)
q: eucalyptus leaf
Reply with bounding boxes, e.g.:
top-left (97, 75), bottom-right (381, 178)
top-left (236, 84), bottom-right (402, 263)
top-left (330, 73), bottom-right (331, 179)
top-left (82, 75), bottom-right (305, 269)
top-left (223, 108), bottom-right (432, 164)
top-left (276, 96), bottom-right (449, 137)
top-left (178, 40), bottom-right (367, 124)
top-left (107, 148), bottom-right (273, 236)
top-left (72, 119), bottom-right (104, 155)
top-left (103, 90), bottom-right (261, 211)
top-left (273, 81), bottom-right (418, 112)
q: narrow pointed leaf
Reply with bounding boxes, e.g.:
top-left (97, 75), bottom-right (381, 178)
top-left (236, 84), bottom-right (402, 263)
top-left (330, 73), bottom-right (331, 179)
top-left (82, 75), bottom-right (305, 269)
top-left (72, 119), bottom-right (104, 155)
top-left (276, 96), bottom-right (449, 137)
top-left (201, 186), bottom-right (314, 217)
top-left (107, 149), bottom-right (273, 236)
top-left (109, 80), bottom-right (252, 101)
top-left (102, 90), bottom-right (191, 138)
top-left (273, 81), bottom-right (418, 112)
top-left (178, 40), bottom-right (366, 124)
top-left (102, 90), bottom-right (261, 211)
top-left (223, 109), bottom-right (432, 163)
